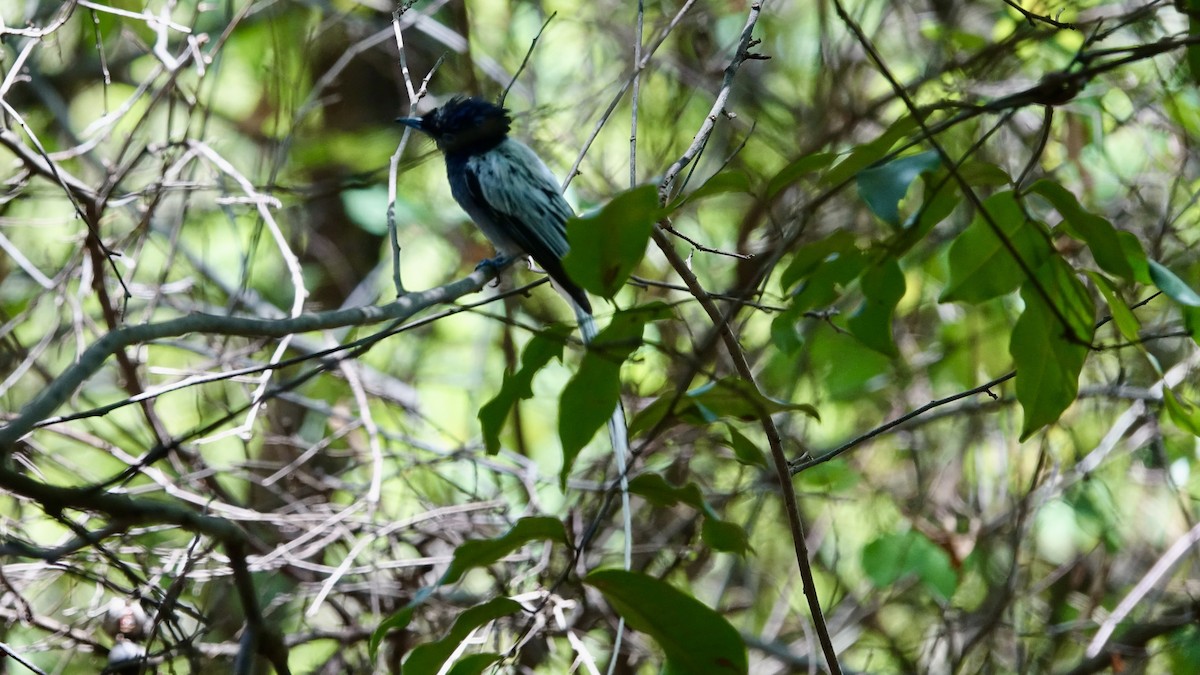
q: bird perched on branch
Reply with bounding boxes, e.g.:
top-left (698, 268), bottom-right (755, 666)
top-left (398, 97), bottom-right (634, 622)
top-left (397, 96), bottom-right (595, 335)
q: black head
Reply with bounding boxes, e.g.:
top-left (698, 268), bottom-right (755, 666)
top-left (396, 97), bottom-right (511, 156)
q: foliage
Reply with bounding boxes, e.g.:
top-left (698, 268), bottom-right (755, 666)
top-left (0, 1), bottom-right (1199, 674)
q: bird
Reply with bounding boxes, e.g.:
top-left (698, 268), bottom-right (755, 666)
top-left (396, 96), bottom-right (594, 332)
top-left (399, 97), bottom-right (635, 611)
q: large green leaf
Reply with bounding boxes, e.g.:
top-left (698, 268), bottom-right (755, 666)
top-left (856, 150), bottom-right (941, 228)
top-left (1010, 257), bottom-right (1095, 440)
top-left (1029, 179), bottom-right (1137, 281)
top-left (564, 184), bottom-right (660, 298)
top-left (585, 569), bottom-right (748, 674)
top-left (403, 598), bottom-right (522, 675)
top-left (847, 257), bottom-right (906, 356)
top-left (559, 304), bottom-right (667, 483)
top-left (478, 328), bottom-right (567, 454)
top-left (941, 190), bottom-right (1053, 304)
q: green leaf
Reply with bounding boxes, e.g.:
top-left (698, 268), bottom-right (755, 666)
top-left (671, 170), bottom-right (752, 210)
top-left (941, 190), bottom-right (1053, 304)
top-left (701, 517), bottom-right (751, 556)
top-left (403, 598), bottom-right (522, 675)
top-left (822, 116), bottom-right (921, 188)
top-left (847, 257), bottom-right (906, 356)
top-left (769, 306), bottom-right (804, 355)
top-left (894, 177), bottom-right (960, 252)
top-left (1010, 257), bottom-right (1095, 440)
top-left (372, 601), bottom-right (423, 658)
top-left (1148, 260), bottom-right (1200, 307)
top-left (564, 184), bottom-right (660, 298)
top-left (1087, 272), bottom-right (1140, 343)
top-left (862, 531), bottom-right (958, 602)
top-left (629, 472), bottom-right (706, 509)
top-left (856, 150), bottom-right (941, 227)
top-left (780, 235), bottom-right (867, 313)
top-left (585, 569), bottom-right (748, 674)
top-left (442, 517), bottom-right (568, 585)
top-left (559, 305), bottom-right (666, 483)
top-left (724, 425), bottom-right (769, 469)
top-left (478, 329), bottom-right (566, 454)
top-left (370, 518), bottom-right (566, 658)
top-left (1184, 306), bottom-right (1200, 345)
top-left (629, 376), bottom-right (819, 436)
top-left (795, 459), bottom-right (861, 493)
top-left (1118, 232), bottom-right (1151, 283)
top-left (765, 151), bottom-right (838, 198)
top-left (1029, 180), bottom-right (1136, 280)
top-left (1163, 389), bottom-right (1200, 437)
top-left (444, 653), bottom-right (505, 675)
top-left (627, 474), bottom-right (748, 554)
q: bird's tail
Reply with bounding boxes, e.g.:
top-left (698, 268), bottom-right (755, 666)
top-left (573, 302), bottom-right (632, 569)
top-left (574, 300), bottom-right (632, 669)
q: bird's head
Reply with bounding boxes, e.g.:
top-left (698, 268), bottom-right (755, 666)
top-left (397, 96), bottom-right (511, 155)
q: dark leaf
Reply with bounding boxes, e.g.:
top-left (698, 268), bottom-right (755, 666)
top-left (564, 184), bottom-right (660, 298)
top-left (856, 150), bottom-right (941, 228)
top-left (403, 598), bottom-right (522, 675)
top-left (585, 569), bottom-right (748, 674)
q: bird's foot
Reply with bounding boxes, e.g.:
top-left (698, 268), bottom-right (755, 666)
top-left (475, 254), bottom-right (515, 273)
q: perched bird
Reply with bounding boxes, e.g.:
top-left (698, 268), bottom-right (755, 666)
top-left (396, 96), bottom-right (593, 329)
top-left (400, 97), bottom-right (634, 603)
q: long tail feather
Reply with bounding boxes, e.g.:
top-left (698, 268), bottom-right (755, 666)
top-left (573, 301), bottom-right (632, 669)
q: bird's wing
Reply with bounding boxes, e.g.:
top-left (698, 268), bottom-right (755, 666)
top-left (464, 140), bottom-right (591, 312)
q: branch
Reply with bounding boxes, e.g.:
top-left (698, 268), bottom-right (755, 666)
top-left (0, 266), bottom-right (509, 449)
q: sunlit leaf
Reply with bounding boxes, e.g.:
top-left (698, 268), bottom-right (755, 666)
top-left (671, 170), bottom-right (752, 210)
top-left (628, 474), bottom-right (748, 554)
top-left (1163, 389), bottom-right (1200, 437)
top-left (629, 376), bottom-right (819, 436)
top-left (725, 425), bottom-right (769, 469)
top-left (1087, 272), bottom-right (1140, 343)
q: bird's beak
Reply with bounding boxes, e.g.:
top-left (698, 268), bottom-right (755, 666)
top-left (396, 116), bottom-right (423, 132)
